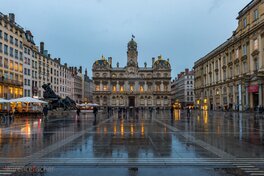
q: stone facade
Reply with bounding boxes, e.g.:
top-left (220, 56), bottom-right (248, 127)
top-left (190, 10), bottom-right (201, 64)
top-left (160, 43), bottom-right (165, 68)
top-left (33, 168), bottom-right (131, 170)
top-left (194, 0), bottom-right (264, 111)
top-left (92, 38), bottom-right (171, 108)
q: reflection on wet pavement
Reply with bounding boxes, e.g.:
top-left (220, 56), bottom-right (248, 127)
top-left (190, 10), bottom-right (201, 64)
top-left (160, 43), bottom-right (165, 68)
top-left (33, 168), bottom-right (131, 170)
top-left (0, 110), bottom-right (264, 175)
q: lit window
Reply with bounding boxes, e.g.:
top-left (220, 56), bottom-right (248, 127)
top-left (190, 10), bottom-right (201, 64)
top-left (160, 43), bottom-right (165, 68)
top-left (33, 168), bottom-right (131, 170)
top-left (140, 85), bottom-right (144, 92)
top-left (112, 85), bottom-right (116, 92)
top-left (130, 85), bottom-right (134, 92)
top-left (103, 85), bottom-right (108, 91)
top-left (96, 85), bottom-right (100, 91)
top-left (120, 86), bottom-right (124, 92)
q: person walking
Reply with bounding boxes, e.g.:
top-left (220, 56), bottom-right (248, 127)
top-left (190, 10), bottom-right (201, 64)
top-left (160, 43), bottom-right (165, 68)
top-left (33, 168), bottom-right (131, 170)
top-left (76, 108), bottom-right (81, 117)
top-left (187, 106), bottom-right (191, 117)
top-left (43, 105), bottom-right (49, 121)
top-left (93, 106), bottom-right (98, 120)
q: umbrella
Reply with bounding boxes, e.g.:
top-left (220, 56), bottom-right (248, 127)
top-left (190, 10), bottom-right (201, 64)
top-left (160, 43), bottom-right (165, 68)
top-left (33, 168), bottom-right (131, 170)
top-left (89, 103), bottom-right (99, 107)
top-left (9, 97), bottom-right (48, 104)
top-left (0, 98), bottom-right (10, 103)
top-left (9, 97), bottom-right (48, 112)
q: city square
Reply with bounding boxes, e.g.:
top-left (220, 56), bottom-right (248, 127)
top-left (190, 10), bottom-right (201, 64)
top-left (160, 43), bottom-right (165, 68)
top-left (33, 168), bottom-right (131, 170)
top-left (0, 110), bottom-right (263, 175)
top-left (1, 0), bottom-right (264, 175)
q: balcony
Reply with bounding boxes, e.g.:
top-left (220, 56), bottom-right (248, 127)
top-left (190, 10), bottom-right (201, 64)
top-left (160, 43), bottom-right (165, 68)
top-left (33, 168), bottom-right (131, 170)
top-left (0, 77), bottom-right (23, 86)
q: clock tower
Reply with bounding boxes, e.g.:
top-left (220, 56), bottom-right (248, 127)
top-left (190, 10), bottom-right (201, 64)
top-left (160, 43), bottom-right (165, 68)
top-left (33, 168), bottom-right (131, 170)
top-left (127, 37), bottom-right (138, 66)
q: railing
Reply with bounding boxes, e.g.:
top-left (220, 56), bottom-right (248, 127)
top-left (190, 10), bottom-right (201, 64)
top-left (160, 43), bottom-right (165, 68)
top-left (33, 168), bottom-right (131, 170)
top-left (0, 77), bottom-right (23, 86)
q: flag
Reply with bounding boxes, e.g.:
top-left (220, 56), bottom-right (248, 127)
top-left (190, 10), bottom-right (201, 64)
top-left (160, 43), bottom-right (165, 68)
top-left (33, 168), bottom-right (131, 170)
top-left (132, 34), bottom-right (135, 38)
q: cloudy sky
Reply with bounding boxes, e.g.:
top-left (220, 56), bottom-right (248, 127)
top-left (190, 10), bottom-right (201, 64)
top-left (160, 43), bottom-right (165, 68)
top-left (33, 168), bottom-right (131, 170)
top-left (1, 0), bottom-right (249, 78)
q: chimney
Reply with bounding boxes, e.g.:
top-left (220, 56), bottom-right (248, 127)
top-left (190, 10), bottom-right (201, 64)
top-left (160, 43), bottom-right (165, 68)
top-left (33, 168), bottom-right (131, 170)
top-left (85, 68), bottom-right (88, 76)
top-left (185, 68), bottom-right (189, 74)
top-left (79, 66), bottom-right (82, 73)
top-left (48, 54), bottom-right (51, 58)
top-left (58, 58), bottom-right (61, 64)
top-left (152, 57), bottom-right (155, 65)
top-left (9, 13), bottom-right (15, 23)
top-left (108, 57), bottom-right (112, 67)
top-left (64, 63), bottom-right (67, 67)
top-left (40, 42), bottom-right (44, 54)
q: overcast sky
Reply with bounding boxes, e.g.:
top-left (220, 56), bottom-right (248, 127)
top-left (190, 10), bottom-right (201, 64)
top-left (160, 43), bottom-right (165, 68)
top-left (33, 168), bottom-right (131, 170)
top-left (1, 0), bottom-right (249, 78)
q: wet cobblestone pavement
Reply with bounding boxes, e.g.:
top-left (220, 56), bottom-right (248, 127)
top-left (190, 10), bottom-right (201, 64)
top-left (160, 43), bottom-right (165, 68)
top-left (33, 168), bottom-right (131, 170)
top-left (0, 110), bottom-right (264, 175)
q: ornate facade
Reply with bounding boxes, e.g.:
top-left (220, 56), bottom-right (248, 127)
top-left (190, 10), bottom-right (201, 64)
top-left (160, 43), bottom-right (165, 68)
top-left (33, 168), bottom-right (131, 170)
top-left (194, 0), bottom-right (264, 111)
top-left (92, 38), bottom-right (171, 108)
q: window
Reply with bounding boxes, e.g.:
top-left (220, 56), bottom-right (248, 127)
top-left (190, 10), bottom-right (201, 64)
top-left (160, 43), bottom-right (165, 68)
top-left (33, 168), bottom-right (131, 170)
top-left (19, 52), bottom-right (23, 60)
top-left (4, 58), bottom-right (8, 69)
top-left (4, 32), bottom-right (8, 41)
top-left (4, 45), bottom-right (8, 55)
top-left (10, 35), bottom-right (13, 44)
top-left (242, 44), bottom-right (247, 56)
top-left (254, 39), bottom-right (259, 50)
top-left (235, 49), bottom-right (239, 58)
top-left (0, 42), bottom-right (2, 53)
top-left (120, 85), bottom-right (124, 92)
top-left (95, 85), bottom-right (100, 91)
top-left (9, 47), bottom-right (13, 57)
top-left (254, 9), bottom-right (259, 21)
top-left (112, 85), bottom-right (116, 92)
top-left (15, 38), bottom-right (18, 46)
top-left (19, 41), bottom-right (23, 49)
top-left (130, 85), bottom-right (134, 92)
top-left (15, 49), bottom-right (18, 59)
top-left (254, 58), bottom-right (259, 71)
top-left (24, 79), bottom-right (27, 86)
top-left (9, 60), bottom-right (13, 70)
top-left (14, 62), bottom-right (18, 71)
top-left (103, 85), bottom-right (108, 91)
top-left (0, 56), bottom-right (2, 67)
top-left (243, 62), bottom-right (247, 73)
top-left (19, 63), bottom-right (23, 73)
top-left (243, 17), bottom-right (247, 28)
top-left (0, 30), bottom-right (2, 38)
top-left (140, 85), bottom-right (144, 92)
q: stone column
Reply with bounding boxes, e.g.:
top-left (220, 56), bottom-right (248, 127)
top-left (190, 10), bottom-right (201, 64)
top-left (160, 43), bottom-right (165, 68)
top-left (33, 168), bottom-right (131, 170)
top-left (259, 82), bottom-right (263, 107)
top-left (232, 83), bottom-right (236, 110)
top-left (245, 83), bottom-right (249, 109)
top-left (238, 82), bottom-right (242, 111)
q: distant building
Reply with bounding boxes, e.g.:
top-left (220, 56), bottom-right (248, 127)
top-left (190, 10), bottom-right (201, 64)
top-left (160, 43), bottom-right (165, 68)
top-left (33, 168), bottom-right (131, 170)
top-left (83, 68), bottom-right (93, 103)
top-left (23, 30), bottom-right (38, 97)
top-left (71, 66), bottom-right (83, 103)
top-left (92, 38), bottom-right (171, 108)
top-left (171, 69), bottom-right (194, 108)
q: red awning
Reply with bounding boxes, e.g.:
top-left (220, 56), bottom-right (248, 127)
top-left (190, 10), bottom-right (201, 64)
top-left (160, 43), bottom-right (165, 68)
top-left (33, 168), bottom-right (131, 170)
top-left (248, 85), bottom-right (259, 93)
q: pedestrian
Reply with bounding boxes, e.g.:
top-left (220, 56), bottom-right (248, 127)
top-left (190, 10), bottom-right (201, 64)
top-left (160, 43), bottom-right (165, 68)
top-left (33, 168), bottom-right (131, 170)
top-left (76, 108), bottom-right (81, 117)
top-left (93, 106), bottom-right (98, 120)
top-left (187, 106), bottom-right (191, 117)
top-left (43, 105), bottom-right (49, 121)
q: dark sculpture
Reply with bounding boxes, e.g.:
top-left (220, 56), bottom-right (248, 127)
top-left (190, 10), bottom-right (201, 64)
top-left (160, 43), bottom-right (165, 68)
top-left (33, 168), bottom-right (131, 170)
top-left (42, 83), bottom-right (76, 110)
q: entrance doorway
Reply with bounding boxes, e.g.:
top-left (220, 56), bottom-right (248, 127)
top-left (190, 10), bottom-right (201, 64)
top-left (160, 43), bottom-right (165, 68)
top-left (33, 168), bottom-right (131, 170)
top-left (129, 96), bottom-right (135, 107)
top-left (253, 93), bottom-right (259, 110)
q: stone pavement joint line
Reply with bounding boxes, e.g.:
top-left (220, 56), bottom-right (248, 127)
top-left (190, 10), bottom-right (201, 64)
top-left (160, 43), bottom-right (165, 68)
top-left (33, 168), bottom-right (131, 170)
top-left (153, 117), bottom-right (264, 175)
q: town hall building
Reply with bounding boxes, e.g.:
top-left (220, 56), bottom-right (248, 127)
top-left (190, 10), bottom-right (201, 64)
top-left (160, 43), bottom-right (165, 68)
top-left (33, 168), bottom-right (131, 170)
top-left (92, 38), bottom-right (171, 108)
